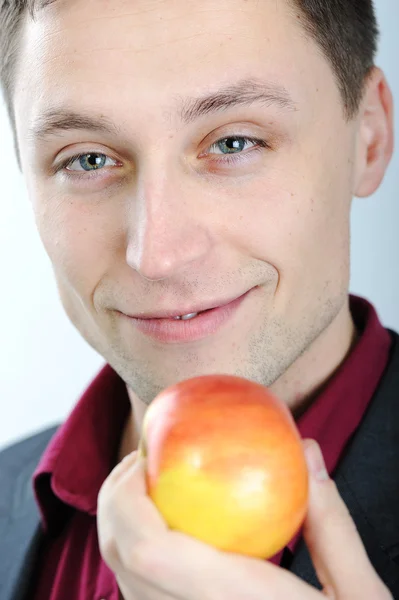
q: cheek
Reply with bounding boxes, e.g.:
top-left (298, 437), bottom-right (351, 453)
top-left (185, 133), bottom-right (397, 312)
top-left (33, 190), bottom-right (123, 298)
top-left (225, 151), bottom-right (352, 287)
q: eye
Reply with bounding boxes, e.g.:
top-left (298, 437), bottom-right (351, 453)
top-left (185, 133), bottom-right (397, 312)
top-left (207, 136), bottom-right (265, 156)
top-left (62, 152), bottom-right (119, 172)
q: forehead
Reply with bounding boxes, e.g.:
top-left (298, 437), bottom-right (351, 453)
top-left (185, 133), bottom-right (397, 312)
top-left (14, 0), bottom-right (339, 136)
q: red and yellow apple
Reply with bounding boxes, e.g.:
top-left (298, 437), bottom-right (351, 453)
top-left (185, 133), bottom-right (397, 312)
top-left (140, 374), bottom-right (308, 559)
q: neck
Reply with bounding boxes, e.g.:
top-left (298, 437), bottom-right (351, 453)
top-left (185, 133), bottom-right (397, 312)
top-left (119, 297), bottom-right (357, 461)
top-left (270, 297), bottom-right (358, 415)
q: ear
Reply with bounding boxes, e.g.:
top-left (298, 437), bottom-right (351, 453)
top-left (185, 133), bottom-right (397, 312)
top-left (353, 67), bottom-right (394, 198)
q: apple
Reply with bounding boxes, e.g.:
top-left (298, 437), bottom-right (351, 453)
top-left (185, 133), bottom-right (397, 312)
top-left (140, 374), bottom-right (309, 559)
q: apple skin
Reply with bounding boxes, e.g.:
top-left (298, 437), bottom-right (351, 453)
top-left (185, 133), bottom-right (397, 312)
top-left (140, 374), bottom-right (309, 559)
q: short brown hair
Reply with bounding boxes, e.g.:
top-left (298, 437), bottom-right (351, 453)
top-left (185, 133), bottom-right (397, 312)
top-left (1, 0), bottom-right (379, 135)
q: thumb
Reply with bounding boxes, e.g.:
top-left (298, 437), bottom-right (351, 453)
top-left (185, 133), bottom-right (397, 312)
top-left (302, 439), bottom-right (390, 599)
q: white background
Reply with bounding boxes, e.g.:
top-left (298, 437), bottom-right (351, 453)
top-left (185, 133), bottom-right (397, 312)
top-left (1, 1), bottom-right (398, 450)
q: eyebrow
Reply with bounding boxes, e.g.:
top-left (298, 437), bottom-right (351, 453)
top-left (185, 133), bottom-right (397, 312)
top-left (178, 78), bottom-right (297, 124)
top-left (28, 78), bottom-right (296, 142)
top-left (28, 111), bottom-right (122, 143)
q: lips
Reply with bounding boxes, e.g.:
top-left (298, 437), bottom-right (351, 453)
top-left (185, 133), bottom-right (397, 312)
top-left (127, 292), bottom-right (249, 320)
top-left (121, 288), bottom-right (255, 344)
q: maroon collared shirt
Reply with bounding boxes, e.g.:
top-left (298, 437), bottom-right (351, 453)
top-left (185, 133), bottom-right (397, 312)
top-left (31, 296), bottom-right (392, 599)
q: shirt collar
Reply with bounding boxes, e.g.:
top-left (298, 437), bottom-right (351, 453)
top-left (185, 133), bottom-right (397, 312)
top-left (34, 364), bottom-right (130, 531)
top-left (296, 294), bottom-right (392, 474)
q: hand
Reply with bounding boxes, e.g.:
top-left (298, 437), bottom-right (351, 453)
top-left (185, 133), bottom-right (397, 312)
top-left (97, 439), bottom-right (392, 600)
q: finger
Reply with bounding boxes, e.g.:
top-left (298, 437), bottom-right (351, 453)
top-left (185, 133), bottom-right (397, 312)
top-left (117, 568), bottom-right (180, 600)
top-left (302, 439), bottom-right (391, 599)
top-left (97, 455), bottom-right (168, 574)
top-left (127, 530), bottom-right (323, 600)
top-left (98, 454), bottom-right (181, 600)
top-left (105, 450), bottom-right (140, 486)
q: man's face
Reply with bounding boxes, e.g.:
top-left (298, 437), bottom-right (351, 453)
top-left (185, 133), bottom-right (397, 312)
top-left (14, 0), bottom-right (358, 403)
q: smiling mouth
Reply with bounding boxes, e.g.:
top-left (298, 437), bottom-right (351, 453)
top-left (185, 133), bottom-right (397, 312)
top-left (128, 290), bottom-right (253, 321)
top-left (123, 288), bottom-right (254, 344)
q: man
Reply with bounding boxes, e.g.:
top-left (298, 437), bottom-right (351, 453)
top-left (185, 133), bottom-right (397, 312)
top-left (0, 0), bottom-right (397, 598)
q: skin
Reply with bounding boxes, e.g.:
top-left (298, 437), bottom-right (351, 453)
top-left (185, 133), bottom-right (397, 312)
top-left (14, 0), bottom-right (393, 456)
top-left (11, 0), bottom-right (394, 597)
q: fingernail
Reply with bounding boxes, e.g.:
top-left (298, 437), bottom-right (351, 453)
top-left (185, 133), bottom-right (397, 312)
top-left (304, 440), bottom-right (329, 482)
top-left (121, 450), bottom-right (139, 464)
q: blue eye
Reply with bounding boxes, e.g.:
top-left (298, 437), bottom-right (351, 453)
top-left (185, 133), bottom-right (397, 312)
top-left (209, 136), bottom-right (260, 155)
top-left (63, 152), bottom-right (117, 172)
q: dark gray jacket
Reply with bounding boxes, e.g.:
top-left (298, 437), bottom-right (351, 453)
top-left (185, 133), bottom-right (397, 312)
top-left (1, 333), bottom-right (399, 599)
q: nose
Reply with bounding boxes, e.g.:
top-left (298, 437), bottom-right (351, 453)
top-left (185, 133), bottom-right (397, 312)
top-left (125, 173), bottom-right (213, 281)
